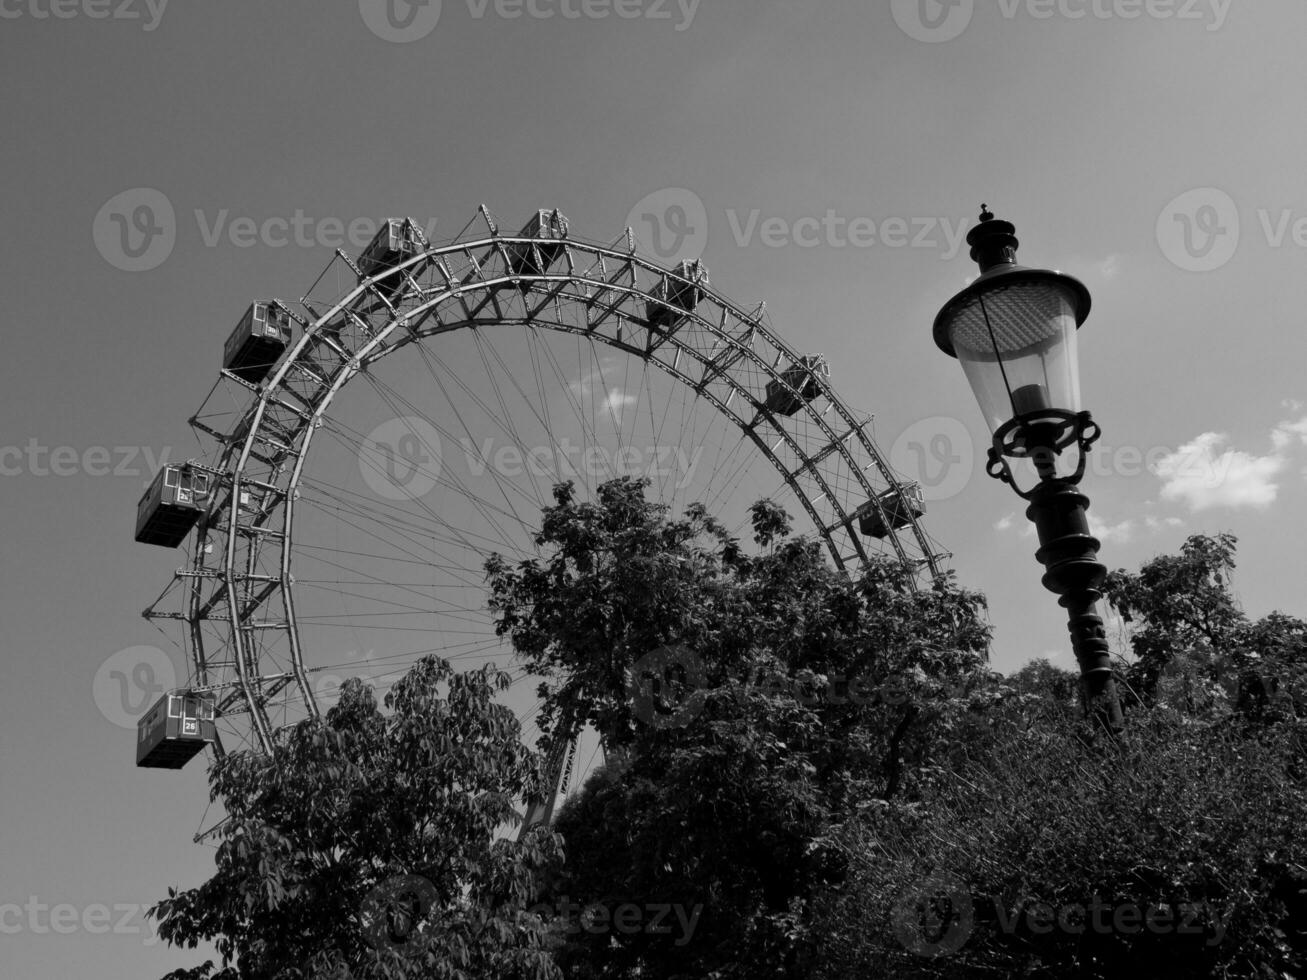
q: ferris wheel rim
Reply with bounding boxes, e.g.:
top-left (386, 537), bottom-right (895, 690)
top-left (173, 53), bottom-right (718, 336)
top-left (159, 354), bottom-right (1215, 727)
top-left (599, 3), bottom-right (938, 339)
top-left (158, 211), bottom-right (948, 758)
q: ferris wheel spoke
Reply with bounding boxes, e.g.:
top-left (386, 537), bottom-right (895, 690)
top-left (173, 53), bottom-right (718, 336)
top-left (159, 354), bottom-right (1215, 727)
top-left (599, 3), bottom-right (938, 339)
top-left (480, 323), bottom-right (636, 512)
top-left (306, 428), bottom-right (536, 562)
top-left (294, 541), bottom-right (485, 578)
top-left (306, 473), bottom-right (520, 561)
top-left (523, 326), bottom-right (570, 497)
top-left (294, 580), bottom-right (491, 623)
top-left (310, 638), bottom-right (511, 680)
top-left (300, 480), bottom-right (515, 566)
top-left (468, 328), bottom-right (551, 512)
top-left (299, 621), bottom-right (493, 635)
top-left (408, 339), bottom-right (549, 532)
top-left (534, 331), bottom-right (609, 498)
top-left (297, 491), bottom-right (490, 583)
top-left (350, 372), bottom-right (536, 553)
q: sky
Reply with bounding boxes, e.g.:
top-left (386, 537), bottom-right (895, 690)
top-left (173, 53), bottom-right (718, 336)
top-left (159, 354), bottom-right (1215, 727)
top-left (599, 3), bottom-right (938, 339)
top-left (4, 1), bottom-right (1307, 976)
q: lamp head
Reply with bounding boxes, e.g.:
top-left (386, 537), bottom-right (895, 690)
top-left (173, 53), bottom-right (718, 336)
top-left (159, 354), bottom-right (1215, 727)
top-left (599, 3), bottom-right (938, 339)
top-left (933, 208), bottom-right (1092, 439)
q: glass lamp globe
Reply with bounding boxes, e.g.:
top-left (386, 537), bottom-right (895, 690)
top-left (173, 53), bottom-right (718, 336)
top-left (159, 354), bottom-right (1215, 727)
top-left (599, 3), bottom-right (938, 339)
top-left (932, 210), bottom-right (1091, 441)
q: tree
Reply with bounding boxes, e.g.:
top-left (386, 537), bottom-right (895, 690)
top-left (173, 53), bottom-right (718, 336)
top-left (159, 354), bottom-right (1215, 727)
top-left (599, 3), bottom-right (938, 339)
top-left (1103, 532), bottom-right (1243, 707)
top-left (486, 478), bottom-right (992, 978)
top-left (812, 708), bottom-right (1307, 979)
top-left (1105, 533), bottom-right (1307, 723)
top-left (812, 533), bottom-right (1307, 978)
top-left (149, 660), bottom-right (564, 980)
top-left (1235, 611), bottom-right (1307, 724)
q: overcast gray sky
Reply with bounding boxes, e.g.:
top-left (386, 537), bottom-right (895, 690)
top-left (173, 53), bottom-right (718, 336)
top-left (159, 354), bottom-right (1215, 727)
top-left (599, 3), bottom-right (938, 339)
top-left (4, 1), bottom-right (1307, 976)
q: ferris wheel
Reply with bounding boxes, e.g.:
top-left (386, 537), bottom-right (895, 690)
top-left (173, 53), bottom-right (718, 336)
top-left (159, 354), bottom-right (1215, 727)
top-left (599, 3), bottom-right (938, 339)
top-left (135, 205), bottom-right (949, 827)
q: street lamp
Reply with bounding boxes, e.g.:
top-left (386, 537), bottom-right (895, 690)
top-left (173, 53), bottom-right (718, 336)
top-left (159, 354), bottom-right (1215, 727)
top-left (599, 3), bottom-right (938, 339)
top-left (933, 207), bottom-right (1123, 730)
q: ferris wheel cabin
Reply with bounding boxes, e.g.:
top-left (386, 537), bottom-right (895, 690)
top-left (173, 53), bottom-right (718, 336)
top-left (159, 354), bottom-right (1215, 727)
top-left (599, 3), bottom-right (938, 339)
top-left (857, 483), bottom-right (927, 540)
top-left (764, 354), bottom-right (830, 417)
top-left (223, 301), bottom-right (292, 385)
top-left (506, 209), bottom-right (570, 293)
top-left (647, 259), bottom-right (709, 330)
top-left (358, 219), bottom-right (424, 300)
top-left (136, 690), bottom-right (217, 769)
top-left (134, 464), bottom-right (212, 547)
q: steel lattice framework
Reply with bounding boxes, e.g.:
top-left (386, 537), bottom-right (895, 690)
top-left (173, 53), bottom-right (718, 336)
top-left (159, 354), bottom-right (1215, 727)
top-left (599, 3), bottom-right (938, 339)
top-left (143, 206), bottom-right (949, 760)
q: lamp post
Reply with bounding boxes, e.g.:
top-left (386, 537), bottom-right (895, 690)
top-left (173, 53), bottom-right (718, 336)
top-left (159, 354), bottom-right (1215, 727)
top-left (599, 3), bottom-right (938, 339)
top-left (933, 207), bottom-right (1123, 731)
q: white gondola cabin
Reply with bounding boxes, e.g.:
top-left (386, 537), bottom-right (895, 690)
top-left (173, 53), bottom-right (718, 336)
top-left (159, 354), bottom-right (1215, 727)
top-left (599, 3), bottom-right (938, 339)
top-left (857, 483), bottom-right (926, 539)
top-left (764, 354), bottom-right (830, 416)
top-left (505, 209), bottom-right (570, 293)
top-left (358, 219), bottom-right (423, 300)
top-left (646, 260), bottom-right (709, 330)
top-left (134, 465), bottom-right (211, 547)
top-left (223, 301), bottom-right (292, 385)
top-left (136, 690), bottom-right (217, 769)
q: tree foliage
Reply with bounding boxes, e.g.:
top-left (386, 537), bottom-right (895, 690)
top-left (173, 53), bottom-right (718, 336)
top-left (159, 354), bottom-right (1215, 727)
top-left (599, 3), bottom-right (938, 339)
top-left (150, 660), bottom-right (564, 980)
top-left (812, 533), bottom-right (1307, 978)
top-left (487, 478), bottom-right (992, 977)
top-left (1106, 533), bottom-right (1307, 722)
top-left (813, 709), bottom-right (1307, 979)
top-left (151, 498), bottom-right (1307, 980)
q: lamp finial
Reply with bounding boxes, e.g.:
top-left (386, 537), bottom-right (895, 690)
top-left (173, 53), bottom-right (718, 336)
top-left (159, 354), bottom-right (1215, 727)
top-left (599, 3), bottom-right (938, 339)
top-left (967, 209), bottom-right (1019, 272)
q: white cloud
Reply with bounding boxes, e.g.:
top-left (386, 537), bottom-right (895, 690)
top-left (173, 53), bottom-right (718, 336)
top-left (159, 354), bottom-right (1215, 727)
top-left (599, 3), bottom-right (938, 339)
top-left (1144, 515), bottom-right (1184, 532)
top-left (602, 387), bottom-right (637, 417)
top-left (569, 370), bottom-right (597, 400)
top-left (570, 368), bottom-right (637, 423)
top-left (1099, 254), bottom-right (1121, 280)
top-left (1271, 415), bottom-right (1307, 451)
top-left (1088, 515), bottom-right (1134, 544)
top-left (1154, 431), bottom-right (1284, 512)
top-left (1152, 413), bottom-right (1307, 512)
top-left (993, 511), bottom-right (1035, 537)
